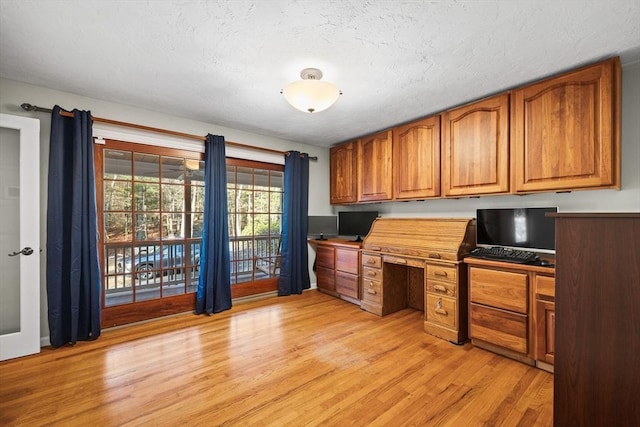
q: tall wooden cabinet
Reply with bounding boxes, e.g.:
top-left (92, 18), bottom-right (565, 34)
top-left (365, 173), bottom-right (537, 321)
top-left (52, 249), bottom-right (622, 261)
top-left (392, 115), bottom-right (440, 199)
top-left (357, 130), bottom-right (393, 202)
top-left (552, 213), bottom-right (640, 426)
top-left (512, 57), bottom-right (620, 193)
top-left (330, 141), bottom-right (358, 204)
top-left (442, 93), bottom-right (510, 197)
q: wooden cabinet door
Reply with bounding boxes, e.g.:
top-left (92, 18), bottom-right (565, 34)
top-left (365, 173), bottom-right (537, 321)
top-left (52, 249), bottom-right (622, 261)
top-left (442, 94), bottom-right (510, 197)
top-left (535, 299), bottom-right (555, 365)
top-left (512, 57), bottom-right (620, 192)
top-left (358, 130), bottom-right (393, 202)
top-left (330, 141), bottom-right (357, 204)
top-left (393, 115), bottom-right (440, 199)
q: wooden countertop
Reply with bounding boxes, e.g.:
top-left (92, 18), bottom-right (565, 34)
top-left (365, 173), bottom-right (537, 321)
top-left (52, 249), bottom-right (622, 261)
top-left (464, 256), bottom-right (555, 274)
top-left (308, 238), bottom-right (362, 249)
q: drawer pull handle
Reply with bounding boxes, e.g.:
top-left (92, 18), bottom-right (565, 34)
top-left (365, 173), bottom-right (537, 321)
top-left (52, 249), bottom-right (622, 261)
top-left (369, 281), bottom-right (374, 287)
top-left (434, 271), bottom-right (448, 277)
top-left (428, 253), bottom-right (441, 259)
top-left (434, 285), bottom-right (447, 293)
top-left (370, 246), bottom-right (381, 251)
top-left (367, 288), bottom-right (377, 295)
top-left (367, 259), bottom-right (378, 264)
top-left (435, 298), bottom-right (447, 315)
top-left (367, 271), bottom-right (377, 277)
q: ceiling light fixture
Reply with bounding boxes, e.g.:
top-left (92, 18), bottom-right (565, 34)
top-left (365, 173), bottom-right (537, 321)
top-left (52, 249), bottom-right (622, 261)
top-left (281, 68), bottom-right (341, 113)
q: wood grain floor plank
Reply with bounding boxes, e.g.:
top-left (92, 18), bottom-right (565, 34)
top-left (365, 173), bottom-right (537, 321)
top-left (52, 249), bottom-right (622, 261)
top-left (0, 290), bottom-right (552, 426)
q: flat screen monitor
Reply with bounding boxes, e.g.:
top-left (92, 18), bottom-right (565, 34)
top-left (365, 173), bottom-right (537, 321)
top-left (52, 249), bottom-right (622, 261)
top-left (307, 216), bottom-right (338, 240)
top-left (338, 211), bottom-right (379, 242)
top-left (476, 207), bottom-right (557, 252)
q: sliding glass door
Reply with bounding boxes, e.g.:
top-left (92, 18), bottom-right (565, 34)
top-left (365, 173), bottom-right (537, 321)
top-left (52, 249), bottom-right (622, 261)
top-left (95, 140), bottom-right (284, 327)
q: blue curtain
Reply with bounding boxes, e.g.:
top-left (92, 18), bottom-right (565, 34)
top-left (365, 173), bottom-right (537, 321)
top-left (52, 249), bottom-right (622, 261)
top-left (278, 151), bottom-right (310, 295)
top-left (196, 134), bottom-right (232, 314)
top-left (46, 106), bottom-right (101, 348)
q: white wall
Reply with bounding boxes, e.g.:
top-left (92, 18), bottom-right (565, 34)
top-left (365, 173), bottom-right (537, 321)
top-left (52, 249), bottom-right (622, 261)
top-left (334, 61), bottom-right (640, 218)
top-left (0, 78), bottom-right (332, 343)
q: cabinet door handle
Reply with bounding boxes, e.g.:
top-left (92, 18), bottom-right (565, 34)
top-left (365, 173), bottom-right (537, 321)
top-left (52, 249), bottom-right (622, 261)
top-left (435, 308), bottom-right (448, 316)
top-left (434, 285), bottom-right (447, 293)
top-left (434, 270), bottom-right (448, 277)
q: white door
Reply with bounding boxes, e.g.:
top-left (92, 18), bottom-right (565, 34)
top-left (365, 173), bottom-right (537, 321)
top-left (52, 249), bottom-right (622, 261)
top-left (0, 113), bottom-right (40, 361)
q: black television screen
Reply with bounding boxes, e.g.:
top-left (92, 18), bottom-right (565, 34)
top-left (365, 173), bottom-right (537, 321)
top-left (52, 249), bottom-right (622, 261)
top-left (307, 216), bottom-right (338, 240)
top-left (476, 207), bottom-right (557, 252)
top-left (338, 211), bottom-right (378, 242)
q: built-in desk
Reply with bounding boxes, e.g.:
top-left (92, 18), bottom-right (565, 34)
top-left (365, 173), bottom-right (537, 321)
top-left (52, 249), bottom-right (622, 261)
top-left (361, 218), bottom-right (475, 344)
top-left (464, 256), bottom-right (556, 370)
top-left (309, 239), bottom-right (362, 306)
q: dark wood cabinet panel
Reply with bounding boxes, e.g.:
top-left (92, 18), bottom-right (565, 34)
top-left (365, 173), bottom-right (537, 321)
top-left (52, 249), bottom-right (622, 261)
top-left (553, 213), bottom-right (640, 426)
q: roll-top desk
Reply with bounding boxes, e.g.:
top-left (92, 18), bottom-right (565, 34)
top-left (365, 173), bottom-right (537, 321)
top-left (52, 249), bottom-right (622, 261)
top-left (360, 218), bottom-right (475, 343)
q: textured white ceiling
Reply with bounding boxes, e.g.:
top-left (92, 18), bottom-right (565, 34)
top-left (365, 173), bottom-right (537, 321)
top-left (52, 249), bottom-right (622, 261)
top-left (1, 0), bottom-right (639, 147)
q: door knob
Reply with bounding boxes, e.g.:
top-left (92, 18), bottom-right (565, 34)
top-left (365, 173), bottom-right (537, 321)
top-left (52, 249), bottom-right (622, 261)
top-left (8, 247), bottom-right (34, 257)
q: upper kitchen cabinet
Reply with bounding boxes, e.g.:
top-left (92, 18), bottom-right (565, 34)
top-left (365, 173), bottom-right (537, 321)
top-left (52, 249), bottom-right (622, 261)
top-left (442, 94), bottom-right (510, 197)
top-left (358, 130), bottom-right (393, 202)
top-left (330, 140), bottom-right (358, 204)
top-left (393, 115), bottom-right (441, 200)
top-left (511, 57), bottom-right (621, 193)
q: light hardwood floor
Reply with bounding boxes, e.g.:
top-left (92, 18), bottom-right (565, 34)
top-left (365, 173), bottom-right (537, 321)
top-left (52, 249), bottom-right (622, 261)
top-left (0, 290), bottom-right (553, 426)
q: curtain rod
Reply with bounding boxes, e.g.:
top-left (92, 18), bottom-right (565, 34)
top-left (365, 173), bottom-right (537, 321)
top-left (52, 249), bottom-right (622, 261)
top-left (20, 103), bottom-right (317, 160)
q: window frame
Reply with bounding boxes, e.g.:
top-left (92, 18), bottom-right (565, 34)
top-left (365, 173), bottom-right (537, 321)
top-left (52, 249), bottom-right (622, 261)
top-left (95, 139), bottom-right (284, 327)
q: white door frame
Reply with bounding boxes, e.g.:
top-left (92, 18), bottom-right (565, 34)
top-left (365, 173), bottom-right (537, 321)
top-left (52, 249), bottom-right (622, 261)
top-left (0, 113), bottom-right (40, 361)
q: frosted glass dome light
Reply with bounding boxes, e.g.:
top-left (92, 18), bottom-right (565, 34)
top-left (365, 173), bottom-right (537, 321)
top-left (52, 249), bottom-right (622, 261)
top-left (281, 68), bottom-right (341, 113)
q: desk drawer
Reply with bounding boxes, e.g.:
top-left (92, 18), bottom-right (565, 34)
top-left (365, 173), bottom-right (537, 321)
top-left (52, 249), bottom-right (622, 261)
top-left (427, 280), bottom-right (457, 297)
top-left (336, 271), bottom-right (359, 299)
top-left (362, 266), bottom-right (382, 280)
top-left (427, 264), bottom-right (457, 283)
top-left (316, 266), bottom-right (335, 291)
top-left (362, 254), bottom-right (382, 268)
top-left (426, 294), bottom-right (457, 329)
top-left (535, 275), bottom-right (555, 299)
top-left (362, 277), bottom-right (382, 303)
top-left (470, 303), bottom-right (528, 354)
top-left (470, 267), bottom-right (528, 314)
top-left (316, 246), bottom-right (335, 269)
